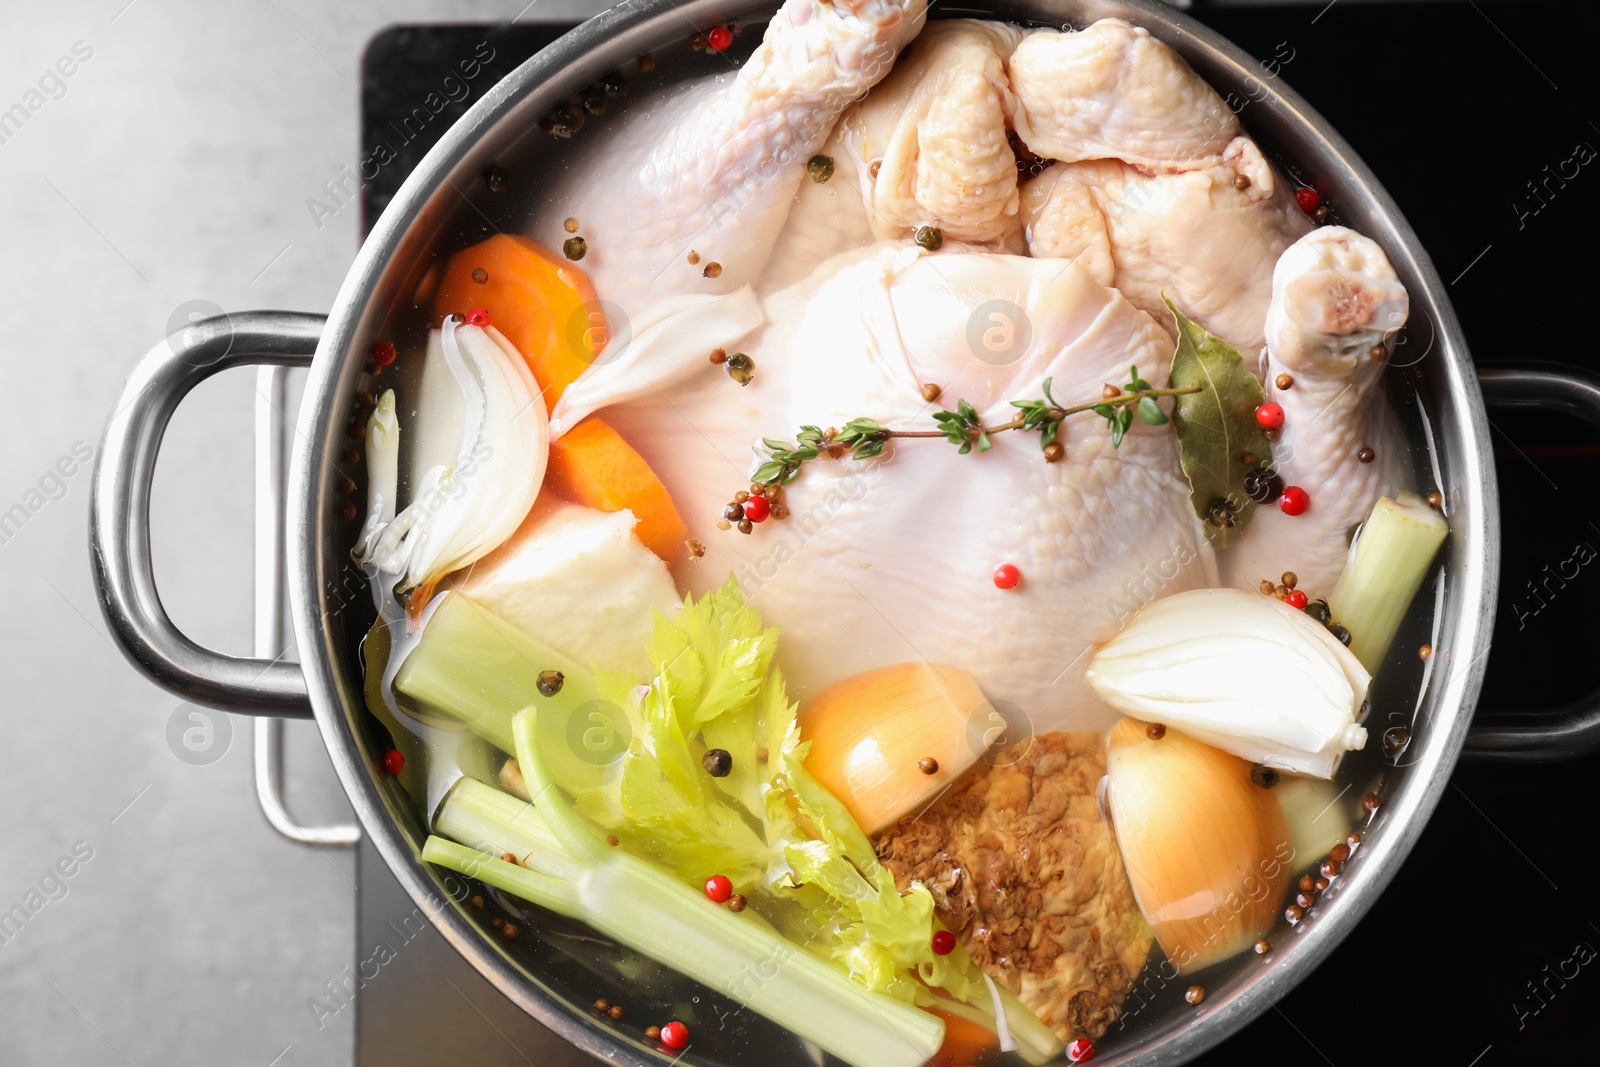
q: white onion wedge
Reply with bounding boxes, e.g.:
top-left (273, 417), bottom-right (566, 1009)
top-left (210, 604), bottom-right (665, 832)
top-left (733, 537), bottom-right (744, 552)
top-left (1086, 588), bottom-right (1369, 778)
top-left (358, 319), bottom-right (547, 607)
top-left (1106, 719), bottom-right (1292, 974)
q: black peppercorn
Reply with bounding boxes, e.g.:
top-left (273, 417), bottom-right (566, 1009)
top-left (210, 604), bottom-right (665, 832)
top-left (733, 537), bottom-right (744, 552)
top-left (1243, 466), bottom-right (1284, 504)
top-left (702, 748), bottom-right (733, 777)
top-left (1250, 764), bottom-right (1279, 789)
top-left (807, 155), bottom-right (835, 183)
top-left (1329, 623), bottom-right (1352, 646)
top-left (537, 670), bottom-right (565, 697)
top-left (1206, 497), bottom-right (1240, 530)
top-left (563, 236), bottom-right (588, 261)
top-left (1305, 598), bottom-right (1332, 625)
top-left (914, 225), bottom-right (943, 251)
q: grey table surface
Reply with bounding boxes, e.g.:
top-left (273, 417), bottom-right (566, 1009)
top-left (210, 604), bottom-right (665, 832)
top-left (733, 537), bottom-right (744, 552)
top-left (0, 2), bottom-right (609, 1064)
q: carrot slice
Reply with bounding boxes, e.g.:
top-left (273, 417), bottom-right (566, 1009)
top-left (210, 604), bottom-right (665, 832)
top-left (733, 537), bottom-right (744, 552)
top-left (926, 1008), bottom-right (995, 1067)
top-left (546, 418), bottom-right (687, 563)
top-left (432, 234), bottom-right (607, 410)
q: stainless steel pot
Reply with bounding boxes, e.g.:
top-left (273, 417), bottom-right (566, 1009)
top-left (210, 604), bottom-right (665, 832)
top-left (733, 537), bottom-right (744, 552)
top-left (89, 1), bottom-right (1600, 1063)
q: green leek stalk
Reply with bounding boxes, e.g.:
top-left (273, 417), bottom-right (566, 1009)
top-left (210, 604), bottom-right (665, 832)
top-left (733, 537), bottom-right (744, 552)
top-left (422, 708), bottom-right (945, 1067)
top-left (1330, 493), bottom-right (1449, 672)
top-left (393, 592), bottom-right (612, 797)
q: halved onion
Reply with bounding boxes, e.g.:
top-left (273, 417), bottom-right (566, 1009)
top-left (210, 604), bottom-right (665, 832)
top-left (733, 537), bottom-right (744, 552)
top-left (798, 662), bottom-right (987, 835)
top-left (360, 318), bottom-right (547, 610)
top-left (1087, 588), bottom-right (1369, 778)
top-left (1105, 718), bottom-right (1291, 973)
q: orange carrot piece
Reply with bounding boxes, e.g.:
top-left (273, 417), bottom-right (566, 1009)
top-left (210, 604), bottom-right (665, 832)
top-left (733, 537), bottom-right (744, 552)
top-left (546, 418), bottom-right (687, 563)
top-left (433, 234), bottom-right (608, 410)
top-left (926, 1008), bottom-right (995, 1067)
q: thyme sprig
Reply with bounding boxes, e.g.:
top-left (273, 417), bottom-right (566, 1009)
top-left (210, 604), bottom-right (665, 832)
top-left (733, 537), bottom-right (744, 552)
top-left (749, 367), bottom-right (1198, 487)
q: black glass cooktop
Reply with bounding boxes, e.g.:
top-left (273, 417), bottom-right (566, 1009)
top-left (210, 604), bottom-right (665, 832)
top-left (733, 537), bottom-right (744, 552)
top-left (356, 6), bottom-right (1600, 1064)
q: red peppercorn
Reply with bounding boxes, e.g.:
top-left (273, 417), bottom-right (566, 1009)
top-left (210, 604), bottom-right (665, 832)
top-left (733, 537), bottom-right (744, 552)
top-left (704, 875), bottom-right (732, 903)
top-left (1285, 590), bottom-right (1309, 610)
top-left (707, 25), bottom-right (733, 51)
top-left (466, 307), bottom-right (491, 327)
top-left (1255, 402), bottom-right (1285, 431)
top-left (742, 495), bottom-right (770, 523)
top-left (381, 749), bottom-right (404, 776)
top-left (993, 563), bottom-right (1021, 590)
top-left (1296, 187), bottom-right (1321, 213)
top-left (370, 340), bottom-right (397, 366)
top-left (1279, 486), bottom-right (1310, 516)
top-left (931, 930), bottom-right (956, 956)
top-left (1066, 1038), bottom-right (1095, 1063)
top-left (659, 1021), bottom-right (689, 1050)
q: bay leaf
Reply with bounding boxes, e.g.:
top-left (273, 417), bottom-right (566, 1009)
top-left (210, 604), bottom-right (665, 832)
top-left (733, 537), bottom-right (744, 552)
top-left (1164, 296), bottom-right (1273, 548)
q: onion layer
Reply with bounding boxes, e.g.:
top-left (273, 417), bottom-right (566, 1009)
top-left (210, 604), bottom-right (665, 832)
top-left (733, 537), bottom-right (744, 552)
top-left (359, 320), bottom-right (547, 607)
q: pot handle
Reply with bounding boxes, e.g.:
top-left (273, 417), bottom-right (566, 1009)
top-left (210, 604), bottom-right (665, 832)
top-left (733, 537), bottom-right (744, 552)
top-left (90, 311), bottom-right (324, 718)
top-left (1465, 363), bottom-right (1600, 761)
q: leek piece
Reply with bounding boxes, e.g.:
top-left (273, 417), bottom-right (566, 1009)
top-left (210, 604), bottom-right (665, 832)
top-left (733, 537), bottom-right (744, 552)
top-left (392, 592), bottom-right (615, 798)
top-left (420, 710), bottom-right (945, 1067)
top-left (1329, 493), bottom-right (1449, 672)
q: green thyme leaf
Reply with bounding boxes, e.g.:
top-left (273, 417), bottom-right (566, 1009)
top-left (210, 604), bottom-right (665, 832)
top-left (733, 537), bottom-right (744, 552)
top-left (1136, 395), bottom-right (1168, 426)
top-left (753, 461), bottom-right (786, 484)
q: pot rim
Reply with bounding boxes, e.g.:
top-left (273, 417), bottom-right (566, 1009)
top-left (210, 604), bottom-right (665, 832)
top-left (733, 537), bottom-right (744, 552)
top-left (286, 2), bottom-right (1499, 1064)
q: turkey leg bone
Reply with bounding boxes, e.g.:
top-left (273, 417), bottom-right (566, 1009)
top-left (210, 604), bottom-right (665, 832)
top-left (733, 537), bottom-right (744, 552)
top-left (1222, 227), bottom-right (1412, 599)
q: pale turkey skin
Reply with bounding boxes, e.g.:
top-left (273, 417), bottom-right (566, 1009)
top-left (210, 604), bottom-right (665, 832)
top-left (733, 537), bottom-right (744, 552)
top-left (549, 0), bottom-right (929, 313)
top-left (842, 19), bottom-right (1028, 245)
top-left (602, 245), bottom-right (1215, 731)
top-left (1019, 144), bottom-right (1313, 355)
top-left (1009, 19), bottom-right (1238, 169)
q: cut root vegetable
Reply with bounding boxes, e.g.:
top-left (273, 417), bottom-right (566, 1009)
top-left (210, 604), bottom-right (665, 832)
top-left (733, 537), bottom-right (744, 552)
top-left (432, 233), bottom-right (605, 409)
top-left (1105, 719), bottom-right (1291, 974)
top-left (1087, 588), bottom-right (1370, 778)
top-left (1330, 492), bottom-right (1449, 672)
top-left (798, 662), bottom-right (988, 835)
top-left (544, 417), bottom-right (687, 562)
top-left (455, 501), bottom-right (681, 678)
top-left (421, 714), bottom-right (946, 1067)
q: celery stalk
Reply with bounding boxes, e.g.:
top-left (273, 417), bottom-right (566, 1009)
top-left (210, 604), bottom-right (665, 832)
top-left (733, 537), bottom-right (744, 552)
top-left (435, 777), bottom-right (586, 885)
top-left (1329, 493), bottom-right (1449, 672)
top-left (420, 710), bottom-right (945, 1067)
top-left (392, 592), bottom-right (610, 797)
